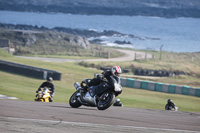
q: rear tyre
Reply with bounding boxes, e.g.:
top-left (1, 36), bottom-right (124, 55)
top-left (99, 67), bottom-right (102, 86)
top-left (69, 91), bottom-right (82, 108)
top-left (97, 92), bottom-right (115, 110)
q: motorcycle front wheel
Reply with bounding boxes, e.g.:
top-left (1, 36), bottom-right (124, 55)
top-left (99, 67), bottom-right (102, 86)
top-left (69, 91), bottom-right (82, 108)
top-left (97, 92), bottom-right (115, 110)
top-left (35, 98), bottom-right (44, 102)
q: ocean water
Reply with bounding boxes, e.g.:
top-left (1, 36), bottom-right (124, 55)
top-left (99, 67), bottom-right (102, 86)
top-left (0, 11), bottom-right (200, 52)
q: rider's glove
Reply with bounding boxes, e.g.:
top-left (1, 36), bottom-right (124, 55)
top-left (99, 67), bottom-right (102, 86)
top-left (97, 74), bottom-right (103, 80)
top-left (83, 85), bottom-right (89, 91)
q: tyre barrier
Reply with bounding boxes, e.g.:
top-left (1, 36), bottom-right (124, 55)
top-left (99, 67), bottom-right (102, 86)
top-left (0, 60), bottom-right (61, 80)
top-left (133, 69), bottom-right (185, 77)
top-left (120, 78), bottom-right (200, 97)
top-left (100, 67), bottom-right (130, 73)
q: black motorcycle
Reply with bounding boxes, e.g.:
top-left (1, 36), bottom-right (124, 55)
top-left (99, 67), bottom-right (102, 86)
top-left (69, 75), bottom-right (122, 110)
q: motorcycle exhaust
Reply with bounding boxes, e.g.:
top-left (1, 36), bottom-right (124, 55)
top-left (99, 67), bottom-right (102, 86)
top-left (73, 82), bottom-right (97, 106)
top-left (74, 82), bottom-right (82, 91)
top-left (74, 82), bottom-right (86, 104)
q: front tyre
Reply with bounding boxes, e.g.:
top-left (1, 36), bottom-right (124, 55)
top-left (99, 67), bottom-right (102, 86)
top-left (69, 91), bottom-right (82, 108)
top-left (97, 92), bottom-right (115, 110)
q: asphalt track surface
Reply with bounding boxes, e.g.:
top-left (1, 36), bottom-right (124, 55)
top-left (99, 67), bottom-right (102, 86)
top-left (0, 100), bottom-right (200, 133)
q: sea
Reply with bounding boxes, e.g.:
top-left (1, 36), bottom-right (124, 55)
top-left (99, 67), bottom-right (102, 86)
top-left (0, 11), bottom-right (200, 52)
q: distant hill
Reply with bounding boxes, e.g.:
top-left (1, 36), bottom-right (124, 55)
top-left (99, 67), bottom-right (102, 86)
top-left (0, 0), bottom-right (200, 18)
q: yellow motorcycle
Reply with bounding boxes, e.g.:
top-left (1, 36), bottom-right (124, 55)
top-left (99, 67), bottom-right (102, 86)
top-left (35, 87), bottom-right (51, 102)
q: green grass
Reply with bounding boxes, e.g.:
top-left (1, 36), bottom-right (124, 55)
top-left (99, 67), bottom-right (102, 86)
top-left (24, 54), bottom-right (102, 59)
top-left (119, 87), bottom-right (200, 112)
top-left (0, 55), bottom-right (200, 113)
top-left (0, 48), bottom-right (13, 57)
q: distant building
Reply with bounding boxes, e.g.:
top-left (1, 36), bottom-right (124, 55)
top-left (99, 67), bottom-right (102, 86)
top-left (0, 39), bottom-right (15, 54)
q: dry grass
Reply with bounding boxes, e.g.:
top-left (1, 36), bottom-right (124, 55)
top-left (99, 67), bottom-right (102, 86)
top-left (79, 49), bottom-right (200, 87)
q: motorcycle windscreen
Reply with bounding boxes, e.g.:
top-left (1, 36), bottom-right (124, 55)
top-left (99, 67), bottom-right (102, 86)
top-left (89, 83), bottom-right (110, 97)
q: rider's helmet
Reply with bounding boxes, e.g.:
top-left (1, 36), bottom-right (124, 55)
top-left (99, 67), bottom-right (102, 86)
top-left (111, 66), bottom-right (122, 77)
top-left (47, 77), bottom-right (53, 82)
top-left (116, 98), bottom-right (120, 102)
top-left (167, 99), bottom-right (172, 103)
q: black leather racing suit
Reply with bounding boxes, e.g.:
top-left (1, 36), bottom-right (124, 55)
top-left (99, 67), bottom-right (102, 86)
top-left (113, 101), bottom-right (123, 107)
top-left (87, 70), bottom-right (113, 87)
top-left (85, 70), bottom-right (114, 96)
top-left (165, 101), bottom-right (176, 110)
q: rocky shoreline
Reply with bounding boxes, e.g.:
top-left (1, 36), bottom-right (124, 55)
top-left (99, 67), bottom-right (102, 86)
top-left (0, 23), bottom-right (160, 46)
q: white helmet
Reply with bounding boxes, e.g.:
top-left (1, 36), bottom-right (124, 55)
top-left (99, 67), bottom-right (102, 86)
top-left (111, 66), bottom-right (122, 77)
top-left (116, 98), bottom-right (120, 102)
top-left (47, 77), bottom-right (53, 82)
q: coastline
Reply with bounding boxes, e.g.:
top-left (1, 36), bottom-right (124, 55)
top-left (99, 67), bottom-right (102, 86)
top-left (0, 11), bottom-right (200, 53)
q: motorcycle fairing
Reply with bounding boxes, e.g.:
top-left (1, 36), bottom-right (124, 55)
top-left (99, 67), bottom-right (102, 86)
top-left (89, 82), bottom-right (110, 97)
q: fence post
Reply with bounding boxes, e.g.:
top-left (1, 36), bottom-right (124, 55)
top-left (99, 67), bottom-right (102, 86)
top-left (107, 50), bottom-right (110, 59)
top-left (152, 54), bottom-right (155, 60)
top-left (43, 71), bottom-right (47, 79)
top-left (99, 50), bottom-right (101, 57)
top-left (135, 52), bottom-right (137, 60)
top-left (145, 53), bottom-right (147, 60)
top-left (192, 57), bottom-right (194, 62)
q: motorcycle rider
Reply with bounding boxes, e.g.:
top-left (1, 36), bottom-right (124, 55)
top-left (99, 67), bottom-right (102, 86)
top-left (165, 99), bottom-right (177, 111)
top-left (113, 98), bottom-right (123, 107)
top-left (36, 77), bottom-right (55, 102)
top-left (81, 66), bottom-right (122, 95)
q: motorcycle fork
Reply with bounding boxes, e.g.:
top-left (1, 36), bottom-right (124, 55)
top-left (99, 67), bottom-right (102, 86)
top-left (94, 95), bottom-right (100, 105)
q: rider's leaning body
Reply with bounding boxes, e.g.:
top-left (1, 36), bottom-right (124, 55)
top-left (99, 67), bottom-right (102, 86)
top-left (37, 77), bottom-right (55, 102)
top-left (82, 66), bottom-right (122, 94)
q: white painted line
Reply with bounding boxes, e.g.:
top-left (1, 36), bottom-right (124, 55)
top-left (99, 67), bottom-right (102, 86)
top-left (0, 94), bottom-right (18, 99)
top-left (0, 116), bottom-right (199, 133)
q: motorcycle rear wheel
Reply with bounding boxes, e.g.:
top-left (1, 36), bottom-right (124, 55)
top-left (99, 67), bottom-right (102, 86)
top-left (69, 91), bottom-right (82, 108)
top-left (97, 92), bottom-right (115, 110)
